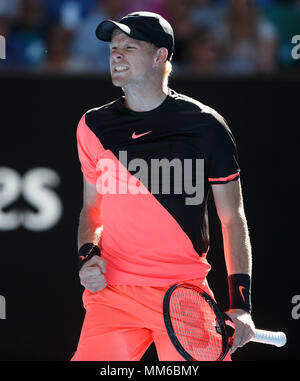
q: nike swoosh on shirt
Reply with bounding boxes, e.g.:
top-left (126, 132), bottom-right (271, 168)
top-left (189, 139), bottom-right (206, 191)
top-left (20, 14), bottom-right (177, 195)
top-left (132, 131), bottom-right (152, 139)
top-left (239, 286), bottom-right (246, 303)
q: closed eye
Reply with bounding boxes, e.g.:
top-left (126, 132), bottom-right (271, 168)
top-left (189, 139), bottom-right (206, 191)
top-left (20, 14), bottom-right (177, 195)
top-left (110, 46), bottom-right (137, 51)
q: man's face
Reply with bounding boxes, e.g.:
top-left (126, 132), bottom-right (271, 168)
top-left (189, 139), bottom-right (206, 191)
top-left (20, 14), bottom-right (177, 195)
top-left (109, 31), bottom-right (157, 88)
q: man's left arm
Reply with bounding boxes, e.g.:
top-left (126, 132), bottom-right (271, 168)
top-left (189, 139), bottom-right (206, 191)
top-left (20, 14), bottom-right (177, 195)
top-left (212, 178), bottom-right (255, 353)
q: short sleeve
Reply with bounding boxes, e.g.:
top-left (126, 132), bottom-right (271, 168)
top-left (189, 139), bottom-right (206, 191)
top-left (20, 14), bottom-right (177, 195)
top-left (76, 113), bottom-right (103, 185)
top-left (205, 116), bottom-right (240, 185)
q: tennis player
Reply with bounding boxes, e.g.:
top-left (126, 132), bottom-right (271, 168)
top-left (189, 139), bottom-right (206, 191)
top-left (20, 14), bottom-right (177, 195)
top-left (71, 11), bottom-right (255, 361)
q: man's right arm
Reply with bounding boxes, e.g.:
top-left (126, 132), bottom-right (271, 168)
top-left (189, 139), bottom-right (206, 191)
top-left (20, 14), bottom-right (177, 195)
top-left (78, 177), bottom-right (107, 293)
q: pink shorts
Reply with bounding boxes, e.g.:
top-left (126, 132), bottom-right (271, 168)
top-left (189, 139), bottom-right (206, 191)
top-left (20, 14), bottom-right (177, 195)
top-left (71, 278), bottom-right (231, 361)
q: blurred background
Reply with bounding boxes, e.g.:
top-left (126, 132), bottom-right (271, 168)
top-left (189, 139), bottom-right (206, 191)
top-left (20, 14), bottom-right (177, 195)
top-left (0, 0), bottom-right (300, 76)
top-left (0, 0), bottom-right (299, 363)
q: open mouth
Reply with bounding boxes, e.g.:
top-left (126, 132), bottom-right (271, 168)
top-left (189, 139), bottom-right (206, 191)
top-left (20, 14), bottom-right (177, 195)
top-left (113, 65), bottom-right (129, 73)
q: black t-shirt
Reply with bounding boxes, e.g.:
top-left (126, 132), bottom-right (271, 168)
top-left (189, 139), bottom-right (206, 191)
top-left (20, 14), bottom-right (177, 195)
top-left (77, 88), bottom-right (240, 285)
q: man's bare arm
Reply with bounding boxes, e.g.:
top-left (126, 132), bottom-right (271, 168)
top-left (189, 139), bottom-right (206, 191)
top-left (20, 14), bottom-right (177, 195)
top-left (212, 179), bottom-right (255, 353)
top-left (78, 177), bottom-right (106, 293)
top-left (78, 178), bottom-right (103, 248)
top-left (212, 179), bottom-right (252, 276)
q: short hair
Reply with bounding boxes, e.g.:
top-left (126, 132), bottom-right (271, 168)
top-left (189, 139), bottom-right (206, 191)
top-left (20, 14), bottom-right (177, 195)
top-left (148, 42), bottom-right (173, 86)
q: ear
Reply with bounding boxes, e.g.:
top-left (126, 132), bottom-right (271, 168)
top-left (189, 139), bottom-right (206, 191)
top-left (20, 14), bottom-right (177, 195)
top-left (153, 47), bottom-right (168, 67)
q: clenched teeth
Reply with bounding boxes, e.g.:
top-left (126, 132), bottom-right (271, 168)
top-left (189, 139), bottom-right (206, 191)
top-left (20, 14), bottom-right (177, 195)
top-left (115, 66), bottom-right (129, 72)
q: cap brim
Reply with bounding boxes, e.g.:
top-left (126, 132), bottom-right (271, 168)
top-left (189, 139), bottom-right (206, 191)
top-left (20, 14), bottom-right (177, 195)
top-left (96, 20), bottom-right (132, 41)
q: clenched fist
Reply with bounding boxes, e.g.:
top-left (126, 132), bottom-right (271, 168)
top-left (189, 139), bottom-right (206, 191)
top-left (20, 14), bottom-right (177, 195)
top-left (79, 255), bottom-right (107, 293)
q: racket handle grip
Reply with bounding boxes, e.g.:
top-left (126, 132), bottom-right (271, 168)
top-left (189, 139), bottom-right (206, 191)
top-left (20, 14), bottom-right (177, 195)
top-left (252, 329), bottom-right (287, 347)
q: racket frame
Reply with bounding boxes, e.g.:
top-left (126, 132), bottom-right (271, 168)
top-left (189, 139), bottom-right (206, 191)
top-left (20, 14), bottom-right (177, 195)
top-left (163, 283), bottom-right (231, 361)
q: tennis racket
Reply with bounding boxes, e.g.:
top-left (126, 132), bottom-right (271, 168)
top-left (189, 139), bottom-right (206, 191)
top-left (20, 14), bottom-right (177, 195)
top-left (163, 283), bottom-right (287, 361)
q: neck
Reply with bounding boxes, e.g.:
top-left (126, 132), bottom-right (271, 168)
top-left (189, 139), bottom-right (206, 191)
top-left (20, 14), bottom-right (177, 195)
top-left (122, 81), bottom-right (169, 112)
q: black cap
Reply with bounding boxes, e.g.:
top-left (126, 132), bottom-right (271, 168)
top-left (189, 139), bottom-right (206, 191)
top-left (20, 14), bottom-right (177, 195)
top-left (95, 11), bottom-right (174, 60)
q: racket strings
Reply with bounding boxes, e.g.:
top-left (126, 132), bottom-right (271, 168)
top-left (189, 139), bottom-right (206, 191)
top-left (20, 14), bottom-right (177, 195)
top-left (169, 288), bottom-right (224, 361)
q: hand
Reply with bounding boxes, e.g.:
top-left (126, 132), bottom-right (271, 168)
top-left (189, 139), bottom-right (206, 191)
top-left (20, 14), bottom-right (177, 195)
top-left (79, 255), bottom-right (107, 293)
top-left (225, 309), bottom-right (256, 354)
